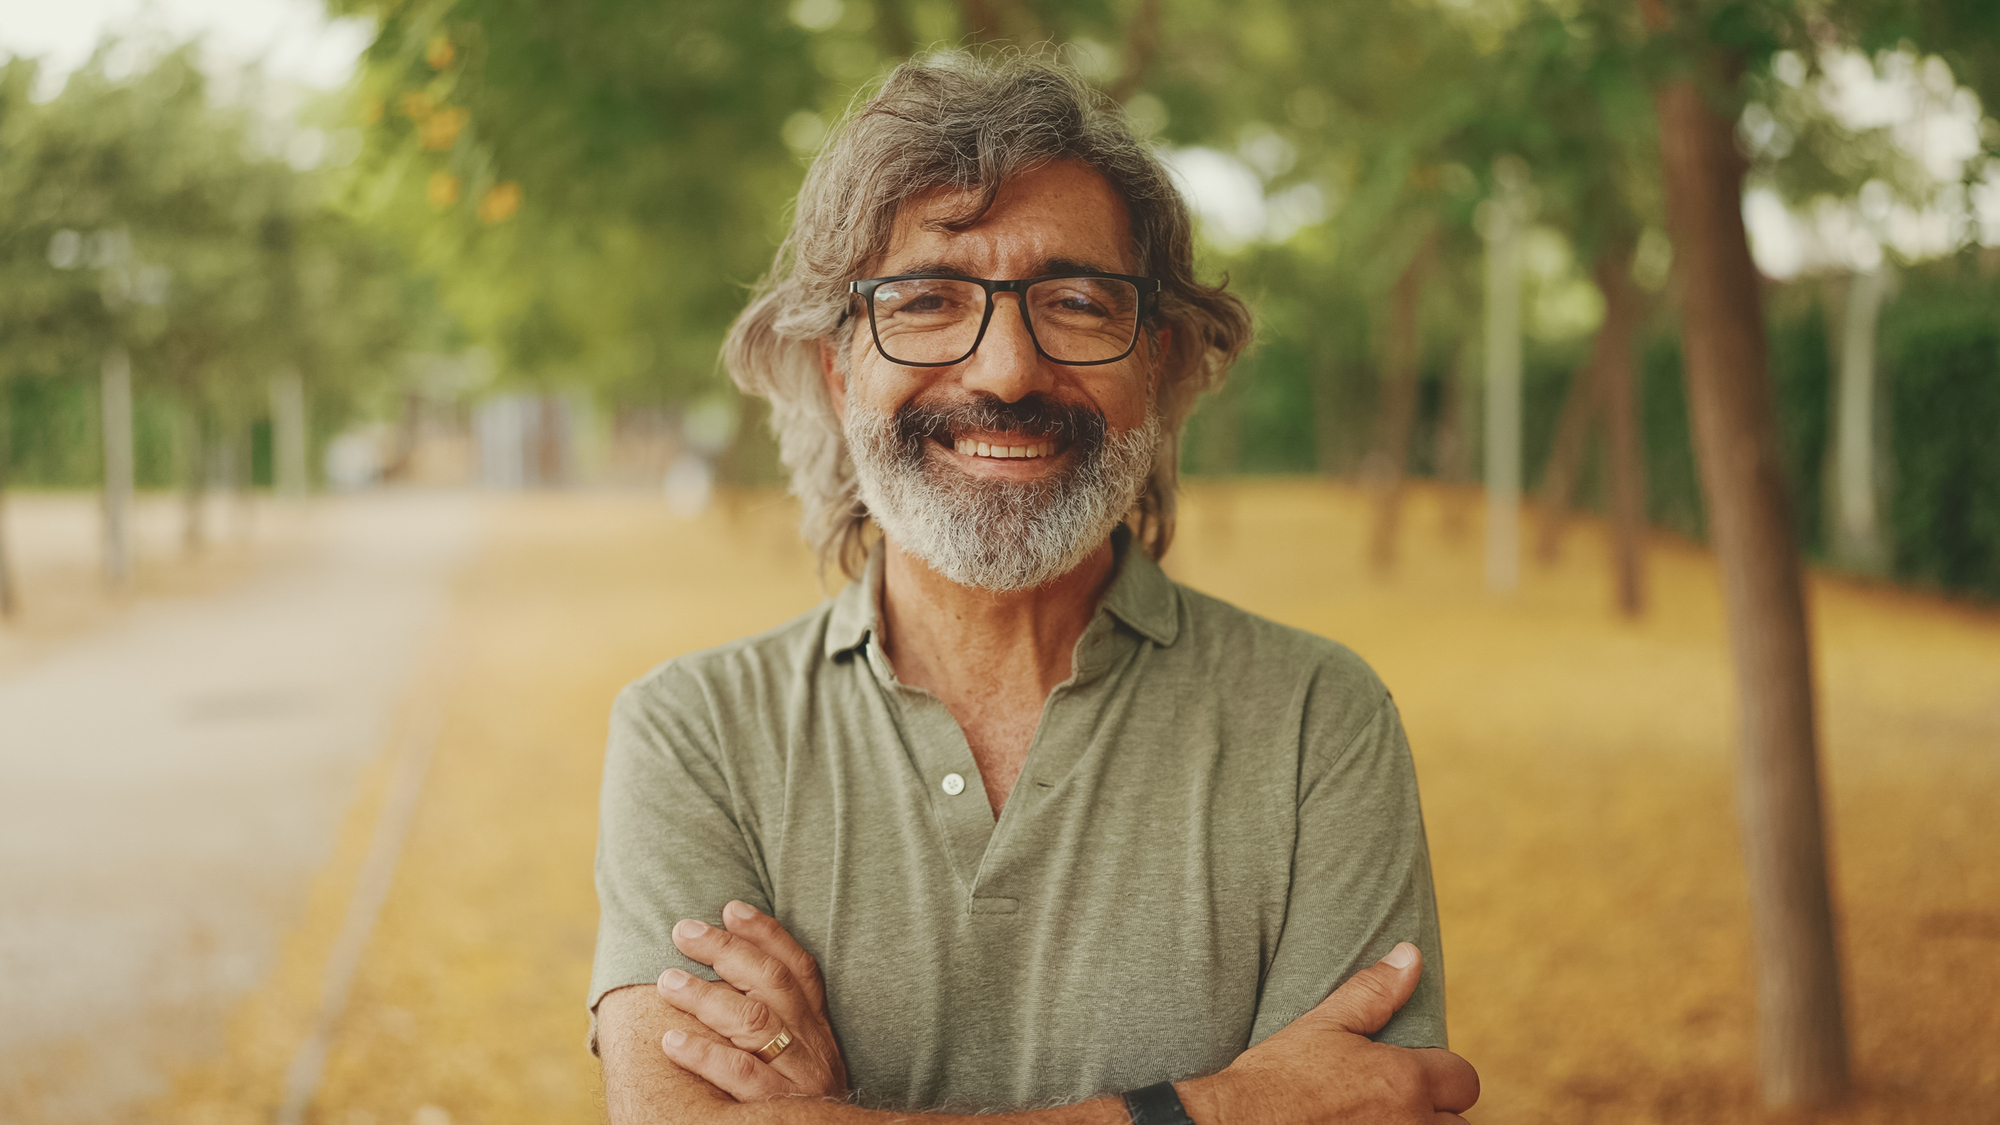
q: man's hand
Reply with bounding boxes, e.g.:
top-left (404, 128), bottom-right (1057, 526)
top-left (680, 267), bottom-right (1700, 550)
top-left (1179, 943), bottom-right (1480, 1124)
top-left (657, 901), bottom-right (850, 1103)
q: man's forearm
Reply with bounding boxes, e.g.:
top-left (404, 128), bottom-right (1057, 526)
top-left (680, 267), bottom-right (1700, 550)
top-left (601, 985), bottom-right (1224, 1125)
top-left (675, 1093), bottom-right (1141, 1125)
top-left (601, 942), bottom-right (1476, 1125)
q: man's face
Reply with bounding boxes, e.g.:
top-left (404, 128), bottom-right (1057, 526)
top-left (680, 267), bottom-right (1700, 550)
top-left (826, 161), bottom-right (1165, 591)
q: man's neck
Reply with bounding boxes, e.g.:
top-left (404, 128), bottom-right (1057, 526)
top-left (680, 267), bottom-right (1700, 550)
top-left (877, 537), bottom-right (1117, 815)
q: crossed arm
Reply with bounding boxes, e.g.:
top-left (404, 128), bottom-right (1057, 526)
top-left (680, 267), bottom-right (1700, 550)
top-left (597, 900), bottom-right (1479, 1125)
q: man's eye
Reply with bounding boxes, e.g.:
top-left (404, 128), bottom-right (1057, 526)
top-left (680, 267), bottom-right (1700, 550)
top-left (1041, 291), bottom-right (1107, 317)
top-left (879, 286), bottom-right (967, 316)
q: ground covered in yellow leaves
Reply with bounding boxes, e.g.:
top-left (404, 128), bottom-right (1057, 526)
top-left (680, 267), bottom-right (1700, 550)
top-left (165, 481), bottom-right (2000, 1125)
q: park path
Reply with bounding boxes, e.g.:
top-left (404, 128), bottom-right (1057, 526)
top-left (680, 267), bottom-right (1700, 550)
top-left (127, 484), bottom-right (2000, 1125)
top-left (0, 492), bottom-right (483, 1124)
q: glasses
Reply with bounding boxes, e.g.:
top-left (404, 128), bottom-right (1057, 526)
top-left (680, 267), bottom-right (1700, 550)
top-left (849, 272), bottom-right (1162, 367)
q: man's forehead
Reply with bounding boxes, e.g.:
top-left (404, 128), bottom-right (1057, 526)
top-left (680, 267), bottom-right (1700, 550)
top-left (876, 161), bottom-right (1137, 276)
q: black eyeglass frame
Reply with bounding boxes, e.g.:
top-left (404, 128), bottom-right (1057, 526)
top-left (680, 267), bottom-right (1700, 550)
top-left (847, 272), bottom-right (1164, 368)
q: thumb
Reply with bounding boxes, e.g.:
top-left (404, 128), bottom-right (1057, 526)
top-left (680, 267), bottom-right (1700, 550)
top-left (1314, 942), bottom-right (1422, 1036)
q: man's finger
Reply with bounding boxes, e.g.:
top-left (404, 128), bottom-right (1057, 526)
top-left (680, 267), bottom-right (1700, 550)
top-left (1413, 1048), bottom-right (1480, 1114)
top-left (722, 901), bottom-right (827, 1009)
top-left (1313, 942), bottom-right (1423, 1036)
top-left (662, 1026), bottom-right (787, 1103)
top-left (673, 918), bottom-right (802, 1002)
top-left (658, 968), bottom-right (787, 1050)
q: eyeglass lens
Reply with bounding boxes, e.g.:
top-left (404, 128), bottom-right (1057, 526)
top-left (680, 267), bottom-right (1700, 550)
top-left (869, 277), bottom-right (1141, 365)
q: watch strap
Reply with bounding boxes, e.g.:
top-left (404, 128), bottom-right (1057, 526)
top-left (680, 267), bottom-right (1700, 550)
top-left (1121, 1081), bottom-right (1194, 1125)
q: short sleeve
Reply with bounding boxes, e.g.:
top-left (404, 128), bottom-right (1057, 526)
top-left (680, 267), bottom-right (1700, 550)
top-left (1247, 688), bottom-right (1447, 1050)
top-left (587, 668), bottom-right (772, 1044)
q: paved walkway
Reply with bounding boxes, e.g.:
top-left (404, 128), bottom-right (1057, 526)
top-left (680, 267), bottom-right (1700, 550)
top-left (0, 492), bottom-right (482, 1123)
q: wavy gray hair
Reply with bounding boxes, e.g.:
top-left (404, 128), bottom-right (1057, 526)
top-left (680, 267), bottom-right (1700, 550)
top-left (723, 49), bottom-right (1252, 580)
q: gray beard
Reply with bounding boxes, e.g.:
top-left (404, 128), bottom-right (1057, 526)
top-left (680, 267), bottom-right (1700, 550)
top-left (845, 404), bottom-right (1161, 592)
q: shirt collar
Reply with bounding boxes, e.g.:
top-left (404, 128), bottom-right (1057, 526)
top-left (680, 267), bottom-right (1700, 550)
top-left (823, 540), bottom-right (882, 659)
top-left (1098, 523), bottom-right (1181, 646)
top-left (820, 522), bottom-right (1182, 661)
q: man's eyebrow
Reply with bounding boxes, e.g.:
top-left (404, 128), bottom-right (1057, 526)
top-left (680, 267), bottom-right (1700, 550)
top-left (879, 256), bottom-right (1126, 279)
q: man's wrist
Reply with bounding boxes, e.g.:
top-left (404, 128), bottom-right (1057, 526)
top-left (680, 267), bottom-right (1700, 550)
top-left (1166, 1074), bottom-right (1225, 1125)
top-left (1120, 1081), bottom-right (1194, 1125)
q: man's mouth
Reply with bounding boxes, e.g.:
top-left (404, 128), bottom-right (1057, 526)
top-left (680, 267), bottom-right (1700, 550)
top-left (948, 435), bottom-right (1059, 460)
top-left (895, 393), bottom-right (1100, 469)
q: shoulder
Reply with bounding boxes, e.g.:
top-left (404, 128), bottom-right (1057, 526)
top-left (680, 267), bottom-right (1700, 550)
top-left (1172, 582), bottom-right (1387, 701)
top-left (1169, 581), bottom-right (1394, 750)
top-left (612, 599), bottom-right (840, 734)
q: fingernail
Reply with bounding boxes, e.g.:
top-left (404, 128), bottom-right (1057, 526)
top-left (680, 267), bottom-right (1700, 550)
top-left (665, 1029), bottom-right (687, 1047)
top-left (1383, 942), bottom-right (1418, 969)
top-left (725, 900), bottom-right (756, 921)
top-left (676, 919), bottom-right (709, 939)
top-left (661, 968), bottom-right (689, 990)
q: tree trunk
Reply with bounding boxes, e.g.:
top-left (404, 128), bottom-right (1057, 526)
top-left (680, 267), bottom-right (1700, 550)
top-left (179, 400), bottom-right (207, 555)
top-left (1368, 238), bottom-right (1432, 571)
top-left (1436, 341), bottom-right (1477, 541)
top-left (959, 0), bottom-right (1000, 41)
top-left (1831, 265), bottom-right (1890, 573)
top-left (1313, 360), bottom-right (1345, 478)
top-left (1532, 353), bottom-right (1602, 565)
top-left (1652, 55), bottom-right (1849, 1108)
top-left (958, 0), bottom-right (1039, 43)
top-left (1109, 0), bottom-right (1163, 102)
top-left (1596, 247), bottom-right (1650, 618)
top-left (1483, 159), bottom-right (1528, 592)
top-left (1200, 380), bottom-right (1241, 548)
top-left (221, 422), bottom-right (253, 542)
top-left (102, 348), bottom-right (136, 589)
top-left (872, 0), bottom-right (916, 57)
top-left (272, 369), bottom-right (309, 501)
top-left (0, 383), bottom-right (17, 620)
top-left (1534, 239), bottom-right (1651, 619)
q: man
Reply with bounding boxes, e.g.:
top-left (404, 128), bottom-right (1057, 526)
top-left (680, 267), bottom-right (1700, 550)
top-left (592, 52), bottom-right (1479, 1124)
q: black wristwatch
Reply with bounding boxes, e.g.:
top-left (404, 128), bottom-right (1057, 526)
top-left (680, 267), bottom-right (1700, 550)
top-left (1122, 1081), bottom-right (1195, 1125)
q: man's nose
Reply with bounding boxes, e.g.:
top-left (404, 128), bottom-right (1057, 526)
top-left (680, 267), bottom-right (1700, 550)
top-left (957, 294), bottom-right (1053, 402)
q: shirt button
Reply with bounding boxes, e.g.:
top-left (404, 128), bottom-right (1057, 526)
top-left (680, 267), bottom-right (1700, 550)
top-left (941, 772), bottom-right (966, 796)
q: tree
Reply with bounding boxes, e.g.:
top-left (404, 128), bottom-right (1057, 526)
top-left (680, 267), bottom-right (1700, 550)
top-left (1445, 2), bottom-right (1665, 613)
top-left (1638, 0), bottom-right (1849, 1104)
top-left (0, 43), bottom-right (429, 603)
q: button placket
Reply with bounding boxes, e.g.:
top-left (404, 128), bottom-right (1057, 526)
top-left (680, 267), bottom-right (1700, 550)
top-left (861, 638), bottom-right (996, 888)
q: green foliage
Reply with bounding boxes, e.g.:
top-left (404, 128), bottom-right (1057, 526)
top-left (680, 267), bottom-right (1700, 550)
top-left (324, 0), bottom-right (926, 400)
top-left (0, 44), bottom-right (435, 491)
top-left (1880, 260), bottom-right (2000, 596)
top-left (1, 376), bottom-right (180, 488)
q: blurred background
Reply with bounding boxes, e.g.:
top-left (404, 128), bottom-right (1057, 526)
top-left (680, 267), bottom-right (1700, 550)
top-left (1, 0), bottom-right (1996, 1123)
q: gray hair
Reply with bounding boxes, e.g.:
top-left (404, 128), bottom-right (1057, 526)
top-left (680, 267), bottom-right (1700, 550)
top-left (723, 49), bottom-right (1253, 580)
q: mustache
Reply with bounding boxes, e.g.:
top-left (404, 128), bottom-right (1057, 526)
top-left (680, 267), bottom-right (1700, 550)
top-left (892, 393), bottom-right (1107, 457)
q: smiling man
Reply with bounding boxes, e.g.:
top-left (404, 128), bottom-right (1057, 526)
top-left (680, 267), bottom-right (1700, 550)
top-left (591, 53), bottom-right (1478, 1125)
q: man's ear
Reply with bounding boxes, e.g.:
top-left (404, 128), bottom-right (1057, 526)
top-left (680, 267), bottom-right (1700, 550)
top-left (819, 337), bottom-right (848, 421)
top-left (1152, 323), bottom-right (1174, 393)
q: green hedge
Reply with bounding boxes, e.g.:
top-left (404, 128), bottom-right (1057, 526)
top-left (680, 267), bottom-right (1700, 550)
top-left (2, 375), bottom-right (181, 490)
top-left (2, 375), bottom-right (292, 492)
top-left (1881, 265), bottom-right (2000, 596)
top-left (1184, 258), bottom-right (2000, 601)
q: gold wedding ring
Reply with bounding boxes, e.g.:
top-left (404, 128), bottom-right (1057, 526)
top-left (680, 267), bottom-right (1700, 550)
top-left (753, 1027), bottom-right (793, 1064)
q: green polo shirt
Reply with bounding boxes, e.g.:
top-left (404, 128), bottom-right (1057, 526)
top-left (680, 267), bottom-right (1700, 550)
top-left (590, 529), bottom-right (1446, 1112)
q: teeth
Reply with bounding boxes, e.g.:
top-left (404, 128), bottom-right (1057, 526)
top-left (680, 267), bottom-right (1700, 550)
top-left (952, 438), bottom-right (1053, 459)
